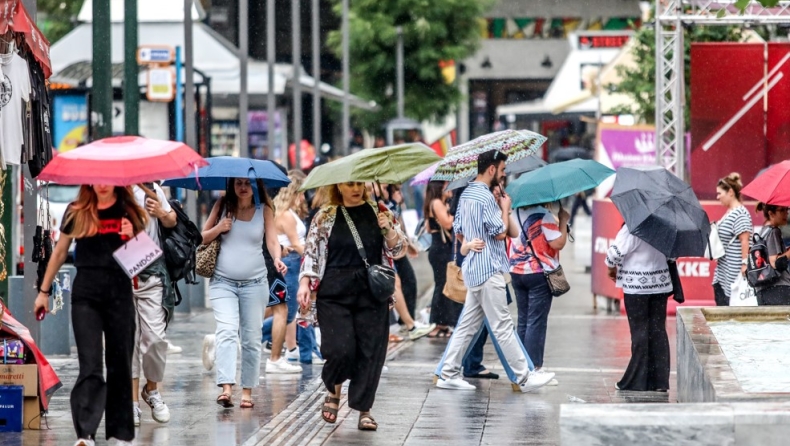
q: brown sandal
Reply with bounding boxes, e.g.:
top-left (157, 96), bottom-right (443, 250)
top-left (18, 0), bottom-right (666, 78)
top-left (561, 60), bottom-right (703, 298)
top-left (358, 414), bottom-right (378, 431)
top-left (321, 395), bottom-right (340, 423)
top-left (216, 392), bottom-right (233, 408)
top-left (240, 399), bottom-right (254, 409)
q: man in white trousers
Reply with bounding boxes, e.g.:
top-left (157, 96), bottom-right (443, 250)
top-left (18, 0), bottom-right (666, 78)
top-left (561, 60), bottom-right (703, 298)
top-left (436, 150), bottom-right (554, 392)
top-left (131, 183), bottom-right (177, 425)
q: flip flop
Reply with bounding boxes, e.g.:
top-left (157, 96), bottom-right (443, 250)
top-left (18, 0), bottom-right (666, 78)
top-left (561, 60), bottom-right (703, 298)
top-left (240, 399), bottom-right (255, 409)
top-left (216, 392), bottom-right (233, 408)
top-left (358, 414), bottom-right (378, 431)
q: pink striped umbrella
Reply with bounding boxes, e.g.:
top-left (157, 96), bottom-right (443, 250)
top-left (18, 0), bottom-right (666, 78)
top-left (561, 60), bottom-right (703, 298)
top-left (410, 162), bottom-right (440, 186)
top-left (38, 136), bottom-right (208, 186)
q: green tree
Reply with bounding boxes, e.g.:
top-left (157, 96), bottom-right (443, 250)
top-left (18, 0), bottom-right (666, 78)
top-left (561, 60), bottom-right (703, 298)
top-left (606, 24), bottom-right (744, 124)
top-left (36, 0), bottom-right (82, 44)
top-left (326, 0), bottom-right (492, 132)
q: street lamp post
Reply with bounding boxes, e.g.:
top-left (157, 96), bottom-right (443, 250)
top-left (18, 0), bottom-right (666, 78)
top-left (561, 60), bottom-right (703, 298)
top-left (292, 0), bottom-right (302, 171)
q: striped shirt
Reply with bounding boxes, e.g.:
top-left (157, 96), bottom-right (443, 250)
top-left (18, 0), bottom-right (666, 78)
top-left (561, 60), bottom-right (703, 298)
top-left (712, 205), bottom-right (753, 298)
top-left (453, 181), bottom-right (509, 287)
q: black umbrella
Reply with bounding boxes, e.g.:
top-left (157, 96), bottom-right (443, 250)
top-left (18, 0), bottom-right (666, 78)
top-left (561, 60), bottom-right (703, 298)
top-left (610, 166), bottom-right (711, 259)
top-left (549, 146), bottom-right (592, 163)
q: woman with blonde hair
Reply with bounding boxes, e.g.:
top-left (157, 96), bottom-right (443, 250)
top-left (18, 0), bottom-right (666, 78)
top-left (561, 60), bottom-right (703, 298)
top-left (297, 181), bottom-right (406, 430)
top-left (35, 185), bottom-right (148, 446)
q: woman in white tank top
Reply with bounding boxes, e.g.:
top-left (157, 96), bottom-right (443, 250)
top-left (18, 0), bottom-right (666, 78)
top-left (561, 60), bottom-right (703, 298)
top-left (271, 171), bottom-right (323, 365)
top-left (201, 177), bottom-right (286, 408)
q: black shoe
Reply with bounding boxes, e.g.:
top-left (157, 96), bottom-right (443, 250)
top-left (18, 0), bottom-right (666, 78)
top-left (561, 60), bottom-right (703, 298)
top-left (464, 371), bottom-right (500, 380)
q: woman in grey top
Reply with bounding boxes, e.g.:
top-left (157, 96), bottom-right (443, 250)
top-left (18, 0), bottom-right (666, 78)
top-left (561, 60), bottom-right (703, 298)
top-left (712, 173), bottom-right (752, 306)
top-left (202, 178), bottom-right (286, 409)
top-left (753, 203), bottom-right (790, 306)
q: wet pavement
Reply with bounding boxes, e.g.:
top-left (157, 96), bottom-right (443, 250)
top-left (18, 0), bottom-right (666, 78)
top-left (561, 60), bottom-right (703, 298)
top-left (2, 216), bottom-right (679, 445)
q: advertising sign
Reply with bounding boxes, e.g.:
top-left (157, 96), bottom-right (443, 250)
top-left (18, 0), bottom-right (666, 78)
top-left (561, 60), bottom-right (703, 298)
top-left (595, 124), bottom-right (656, 197)
top-left (146, 68), bottom-right (175, 102)
top-left (51, 94), bottom-right (88, 153)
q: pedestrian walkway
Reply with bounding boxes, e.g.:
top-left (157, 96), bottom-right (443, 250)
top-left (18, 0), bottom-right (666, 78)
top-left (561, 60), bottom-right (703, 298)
top-left (3, 216), bottom-right (678, 445)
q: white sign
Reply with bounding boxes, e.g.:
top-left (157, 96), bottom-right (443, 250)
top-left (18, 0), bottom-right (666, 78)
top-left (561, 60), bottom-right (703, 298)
top-left (113, 232), bottom-right (163, 278)
top-left (138, 46), bottom-right (174, 64)
top-left (146, 68), bottom-right (175, 102)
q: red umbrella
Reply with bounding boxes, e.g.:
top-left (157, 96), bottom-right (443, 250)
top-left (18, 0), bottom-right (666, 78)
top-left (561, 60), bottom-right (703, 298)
top-left (36, 136), bottom-right (208, 186)
top-left (742, 160), bottom-right (790, 206)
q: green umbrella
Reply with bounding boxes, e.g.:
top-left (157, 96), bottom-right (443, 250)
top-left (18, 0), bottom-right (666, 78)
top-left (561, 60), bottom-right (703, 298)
top-left (300, 143), bottom-right (442, 190)
top-left (506, 158), bottom-right (615, 209)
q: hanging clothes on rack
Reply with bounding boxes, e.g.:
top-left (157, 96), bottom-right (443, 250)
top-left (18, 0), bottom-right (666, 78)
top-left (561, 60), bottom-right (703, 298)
top-left (24, 48), bottom-right (52, 176)
top-left (0, 37), bottom-right (31, 169)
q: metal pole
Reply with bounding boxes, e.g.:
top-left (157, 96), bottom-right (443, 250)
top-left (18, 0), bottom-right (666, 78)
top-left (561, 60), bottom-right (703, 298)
top-left (312, 0), bottom-right (321, 152)
top-left (267, 0), bottom-right (276, 161)
top-left (93, 0), bottom-right (113, 139)
top-left (184, 0), bottom-right (201, 310)
top-left (240, 0), bottom-right (249, 158)
top-left (341, 0), bottom-right (350, 155)
top-left (292, 0), bottom-right (302, 171)
top-left (396, 26), bottom-right (404, 119)
top-left (175, 46), bottom-right (184, 142)
top-left (124, 0), bottom-right (139, 135)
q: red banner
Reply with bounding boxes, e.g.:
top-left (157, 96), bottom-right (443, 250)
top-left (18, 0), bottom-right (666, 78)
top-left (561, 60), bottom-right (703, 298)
top-left (591, 199), bottom-right (761, 315)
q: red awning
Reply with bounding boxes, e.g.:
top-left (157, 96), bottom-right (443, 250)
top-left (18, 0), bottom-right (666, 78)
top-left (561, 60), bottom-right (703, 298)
top-left (0, 0), bottom-right (52, 78)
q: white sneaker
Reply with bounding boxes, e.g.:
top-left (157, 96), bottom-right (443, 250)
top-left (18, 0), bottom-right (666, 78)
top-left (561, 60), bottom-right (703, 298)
top-left (166, 341), bottom-right (182, 354)
top-left (202, 335), bottom-right (215, 371)
top-left (74, 439), bottom-right (95, 446)
top-left (519, 370), bottom-right (555, 393)
top-left (436, 378), bottom-right (476, 390)
top-left (110, 440), bottom-right (134, 446)
top-left (141, 388), bottom-right (171, 423)
top-left (133, 404), bottom-right (141, 426)
top-left (536, 369), bottom-right (559, 386)
top-left (408, 323), bottom-right (436, 341)
top-left (285, 347), bottom-right (300, 362)
top-left (311, 352), bottom-right (325, 365)
top-left (266, 357), bottom-right (302, 374)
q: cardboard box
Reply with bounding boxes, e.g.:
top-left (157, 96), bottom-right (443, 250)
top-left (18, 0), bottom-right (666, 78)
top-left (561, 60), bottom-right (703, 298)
top-left (23, 397), bottom-right (40, 430)
top-left (0, 365), bottom-right (37, 397)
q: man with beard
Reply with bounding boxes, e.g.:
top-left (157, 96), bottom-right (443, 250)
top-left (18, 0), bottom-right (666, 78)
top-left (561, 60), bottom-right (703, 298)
top-left (435, 150), bottom-right (554, 392)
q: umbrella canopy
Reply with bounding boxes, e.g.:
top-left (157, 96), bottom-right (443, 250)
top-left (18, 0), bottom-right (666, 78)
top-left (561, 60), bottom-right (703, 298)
top-left (37, 136), bottom-right (208, 186)
top-left (742, 160), bottom-right (790, 206)
top-left (432, 130), bottom-right (546, 182)
top-left (410, 162), bottom-right (439, 186)
top-left (161, 156), bottom-right (291, 190)
top-left (300, 143), bottom-right (441, 190)
top-left (548, 146), bottom-right (592, 163)
top-left (445, 154), bottom-right (548, 192)
top-left (610, 166), bottom-right (710, 259)
top-left (506, 159), bottom-right (614, 208)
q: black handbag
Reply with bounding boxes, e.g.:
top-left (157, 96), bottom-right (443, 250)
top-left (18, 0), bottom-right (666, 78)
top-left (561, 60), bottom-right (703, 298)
top-left (667, 259), bottom-right (684, 304)
top-left (340, 206), bottom-right (396, 302)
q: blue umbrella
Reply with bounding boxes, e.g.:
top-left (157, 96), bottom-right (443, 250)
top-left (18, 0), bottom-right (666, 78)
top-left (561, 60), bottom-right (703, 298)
top-left (162, 156), bottom-right (291, 190)
top-left (506, 158), bottom-right (614, 209)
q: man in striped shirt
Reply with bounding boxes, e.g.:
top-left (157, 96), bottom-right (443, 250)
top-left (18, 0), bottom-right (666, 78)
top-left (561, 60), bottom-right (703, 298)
top-left (436, 150), bottom-right (554, 392)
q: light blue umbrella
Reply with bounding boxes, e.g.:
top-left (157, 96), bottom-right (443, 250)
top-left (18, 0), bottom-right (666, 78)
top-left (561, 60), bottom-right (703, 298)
top-left (162, 156), bottom-right (291, 190)
top-left (506, 158), bottom-right (614, 209)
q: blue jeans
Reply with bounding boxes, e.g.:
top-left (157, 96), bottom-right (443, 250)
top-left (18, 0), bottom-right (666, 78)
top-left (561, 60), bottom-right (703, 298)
top-left (512, 272), bottom-right (553, 368)
top-left (261, 253), bottom-right (300, 342)
top-left (210, 274), bottom-right (269, 388)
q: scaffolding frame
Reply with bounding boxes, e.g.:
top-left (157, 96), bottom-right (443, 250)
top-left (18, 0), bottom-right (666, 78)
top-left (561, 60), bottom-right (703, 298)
top-left (655, 0), bottom-right (790, 178)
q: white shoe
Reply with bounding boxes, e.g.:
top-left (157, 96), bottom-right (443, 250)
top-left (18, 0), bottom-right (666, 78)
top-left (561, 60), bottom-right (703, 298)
top-left (133, 404), bottom-right (141, 426)
top-left (74, 439), bottom-right (95, 446)
top-left (166, 341), bottom-right (182, 354)
top-left (141, 388), bottom-right (171, 423)
top-left (111, 440), bottom-right (134, 446)
top-left (266, 357), bottom-right (302, 374)
top-left (285, 347), bottom-right (300, 362)
top-left (519, 370), bottom-right (555, 393)
top-left (535, 369), bottom-right (559, 386)
top-left (436, 377), bottom-right (476, 390)
top-left (311, 352), bottom-right (325, 365)
top-left (202, 335), bottom-right (215, 371)
top-left (408, 323), bottom-right (436, 341)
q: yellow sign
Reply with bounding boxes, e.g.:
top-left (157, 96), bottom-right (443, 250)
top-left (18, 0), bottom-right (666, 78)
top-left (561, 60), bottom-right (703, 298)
top-left (146, 68), bottom-right (175, 102)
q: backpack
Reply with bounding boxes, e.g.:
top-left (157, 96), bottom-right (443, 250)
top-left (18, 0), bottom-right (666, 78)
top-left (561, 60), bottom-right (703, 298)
top-left (746, 228), bottom-right (781, 288)
top-left (159, 199), bottom-right (203, 288)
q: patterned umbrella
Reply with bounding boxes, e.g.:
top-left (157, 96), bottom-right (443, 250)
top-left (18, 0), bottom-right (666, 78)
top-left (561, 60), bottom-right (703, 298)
top-left (432, 130), bottom-right (546, 182)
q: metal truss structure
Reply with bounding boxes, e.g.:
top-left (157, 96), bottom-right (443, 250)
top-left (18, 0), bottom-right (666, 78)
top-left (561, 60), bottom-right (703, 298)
top-left (655, 1), bottom-right (790, 179)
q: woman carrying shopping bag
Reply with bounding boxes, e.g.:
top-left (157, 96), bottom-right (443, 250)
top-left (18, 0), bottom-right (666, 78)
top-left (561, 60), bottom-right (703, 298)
top-left (712, 173), bottom-right (753, 306)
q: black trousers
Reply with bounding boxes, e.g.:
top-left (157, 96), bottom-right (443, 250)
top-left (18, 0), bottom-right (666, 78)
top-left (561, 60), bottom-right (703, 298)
top-left (428, 240), bottom-right (462, 326)
top-left (317, 291), bottom-right (389, 412)
top-left (71, 269), bottom-right (135, 442)
top-left (394, 257), bottom-right (417, 323)
top-left (757, 285), bottom-right (790, 305)
top-left (618, 293), bottom-right (671, 392)
top-left (713, 283), bottom-right (730, 306)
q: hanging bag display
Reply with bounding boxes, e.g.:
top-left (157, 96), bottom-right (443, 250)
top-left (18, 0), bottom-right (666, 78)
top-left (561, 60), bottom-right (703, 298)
top-left (340, 206), bottom-right (396, 302)
top-left (443, 237), bottom-right (467, 304)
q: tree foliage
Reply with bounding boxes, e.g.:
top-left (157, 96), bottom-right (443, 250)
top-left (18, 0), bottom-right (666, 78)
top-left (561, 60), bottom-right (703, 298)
top-left (606, 24), bottom-right (743, 125)
top-left (326, 0), bottom-right (492, 132)
top-left (36, 0), bottom-right (82, 44)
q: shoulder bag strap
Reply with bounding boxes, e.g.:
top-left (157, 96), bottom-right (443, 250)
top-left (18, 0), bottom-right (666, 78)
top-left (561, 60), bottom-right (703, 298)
top-left (340, 206), bottom-right (370, 268)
